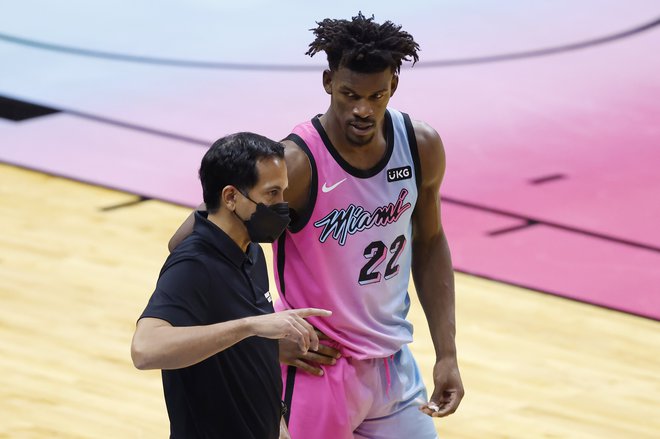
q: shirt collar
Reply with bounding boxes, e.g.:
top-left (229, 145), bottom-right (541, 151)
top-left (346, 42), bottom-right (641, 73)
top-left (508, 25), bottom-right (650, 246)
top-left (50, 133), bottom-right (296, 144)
top-left (194, 211), bottom-right (257, 268)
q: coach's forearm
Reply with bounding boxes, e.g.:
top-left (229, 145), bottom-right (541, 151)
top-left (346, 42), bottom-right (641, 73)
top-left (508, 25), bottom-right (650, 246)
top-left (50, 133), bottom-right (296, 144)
top-left (131, 318), bottom-right (253, 370)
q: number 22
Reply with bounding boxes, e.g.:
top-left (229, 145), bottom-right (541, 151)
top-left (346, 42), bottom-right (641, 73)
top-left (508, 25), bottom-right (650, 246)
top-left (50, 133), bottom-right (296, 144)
top-left (358, 235), bottom-right (406, 285)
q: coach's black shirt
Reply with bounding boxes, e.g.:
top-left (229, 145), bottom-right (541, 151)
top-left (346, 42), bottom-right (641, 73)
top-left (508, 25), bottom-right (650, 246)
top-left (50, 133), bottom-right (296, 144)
top-left (140, 211), bottom-right (281, 439)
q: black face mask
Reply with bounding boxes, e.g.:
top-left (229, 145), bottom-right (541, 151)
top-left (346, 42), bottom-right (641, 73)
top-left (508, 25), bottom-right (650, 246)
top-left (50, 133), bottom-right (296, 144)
top-left (234, 192), bottom-right (290, 243)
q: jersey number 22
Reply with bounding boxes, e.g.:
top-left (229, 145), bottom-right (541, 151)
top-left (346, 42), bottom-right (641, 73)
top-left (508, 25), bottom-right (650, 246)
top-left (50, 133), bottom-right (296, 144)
top-left (358, 235), bottom-right (406, 285)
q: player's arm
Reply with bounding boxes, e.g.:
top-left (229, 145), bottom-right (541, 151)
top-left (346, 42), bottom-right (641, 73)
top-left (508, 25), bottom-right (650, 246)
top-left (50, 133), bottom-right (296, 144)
top-left (279, 414), bottom-right (291, 439)
top-left (410, 120), bottom-right (464, 417)
top-left (168, 203), bottom-right (205, 252)
top-left (131, 308), bottom-right (331, 370)
top-left (277, 139), bottom-right (342, 375)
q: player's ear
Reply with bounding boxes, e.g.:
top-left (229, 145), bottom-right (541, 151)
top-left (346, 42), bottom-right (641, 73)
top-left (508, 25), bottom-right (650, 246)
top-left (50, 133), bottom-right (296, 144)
top-left (322, 69), bottom-right (333, 95)
top-left (390, 73), bottom-right (399, 97)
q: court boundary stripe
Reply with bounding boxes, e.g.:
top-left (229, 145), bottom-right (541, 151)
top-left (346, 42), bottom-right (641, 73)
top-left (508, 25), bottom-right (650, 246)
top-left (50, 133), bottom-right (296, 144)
top-left (2, 162), bottom-right (657, 321)
top-left (443, 197), bottom-right (660, 253)
top-left (101, 196), bottom-right (151, 211)
top-left (1, 95), bottom-right (658, 253)
top-left (0, 16), bottom-right (658, 70)
top-left (455, 267), bottom-right (659, 322)
top-left (67, 108), bottom-right (210, 146)
top-left (487, 219), bottom-right (539, 236)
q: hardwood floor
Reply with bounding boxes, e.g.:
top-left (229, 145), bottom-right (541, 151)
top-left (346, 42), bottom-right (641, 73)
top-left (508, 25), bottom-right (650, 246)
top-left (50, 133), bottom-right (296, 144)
top-left (1, 164), bottom-right (658, 438)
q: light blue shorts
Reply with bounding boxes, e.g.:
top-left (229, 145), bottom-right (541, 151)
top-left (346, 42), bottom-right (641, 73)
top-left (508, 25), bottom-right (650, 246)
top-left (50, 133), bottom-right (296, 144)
top-left (283, 344), bottom-right (438, 439)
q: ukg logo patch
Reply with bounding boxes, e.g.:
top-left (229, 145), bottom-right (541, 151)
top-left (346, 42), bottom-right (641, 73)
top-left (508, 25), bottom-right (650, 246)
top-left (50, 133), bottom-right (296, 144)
top-left (387, 166), bottom-right (412, 182)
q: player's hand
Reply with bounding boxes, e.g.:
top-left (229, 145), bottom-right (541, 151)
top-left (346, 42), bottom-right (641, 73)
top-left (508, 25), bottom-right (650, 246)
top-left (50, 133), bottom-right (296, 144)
top-left (279, 416), bottom-right (291, 439)
top-left (247, 308), bottom-right (331, 353)
top-left (279, 330), bottom-right (341, 376)
top-left (420, 356), bottom-right (464, 417)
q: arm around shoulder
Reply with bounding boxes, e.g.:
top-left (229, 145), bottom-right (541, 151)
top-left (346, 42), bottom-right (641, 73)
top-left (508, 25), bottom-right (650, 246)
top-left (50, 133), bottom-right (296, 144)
top-left (168, 203), bottom-right (205, 252)
top-left (281, 139), bottom-right (312, 214)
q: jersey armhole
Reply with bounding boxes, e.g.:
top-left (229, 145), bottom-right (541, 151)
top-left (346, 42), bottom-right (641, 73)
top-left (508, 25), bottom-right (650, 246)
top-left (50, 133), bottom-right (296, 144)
top-left (402, 113), bottom-right (422, 191)
top-left (283, 133), bottom-right (318, 233)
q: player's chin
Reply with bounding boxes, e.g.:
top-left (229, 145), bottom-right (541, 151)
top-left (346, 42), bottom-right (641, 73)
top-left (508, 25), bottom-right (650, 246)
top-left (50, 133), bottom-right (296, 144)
top-left (346, 133), bottom-right (373, 147)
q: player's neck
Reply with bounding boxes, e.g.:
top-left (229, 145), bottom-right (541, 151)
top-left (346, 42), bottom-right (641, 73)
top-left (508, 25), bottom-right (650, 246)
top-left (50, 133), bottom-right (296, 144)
top-left (319, 112), bottom-right (388, 170)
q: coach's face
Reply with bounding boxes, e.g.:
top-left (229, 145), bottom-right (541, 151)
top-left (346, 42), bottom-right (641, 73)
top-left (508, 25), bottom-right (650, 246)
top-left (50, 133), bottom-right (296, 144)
top-left (238, 156), bottom-right (288, 215)
top-left (323, 66), bottom-right (398, 147)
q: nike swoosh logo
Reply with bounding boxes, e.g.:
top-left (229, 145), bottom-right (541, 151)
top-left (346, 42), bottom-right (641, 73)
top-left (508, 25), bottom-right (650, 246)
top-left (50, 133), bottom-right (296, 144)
top-left (322, 178), bottom-right (347, 193)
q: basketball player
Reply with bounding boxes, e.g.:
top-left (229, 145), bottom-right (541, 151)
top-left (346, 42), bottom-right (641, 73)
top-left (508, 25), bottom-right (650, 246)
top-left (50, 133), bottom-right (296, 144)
top-left (169, 13), bottom-right (463, 439)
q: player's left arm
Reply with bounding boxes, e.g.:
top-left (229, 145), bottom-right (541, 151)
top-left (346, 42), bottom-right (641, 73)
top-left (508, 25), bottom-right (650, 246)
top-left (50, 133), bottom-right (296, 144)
top-left (410, 120), bottom-right (464, 417)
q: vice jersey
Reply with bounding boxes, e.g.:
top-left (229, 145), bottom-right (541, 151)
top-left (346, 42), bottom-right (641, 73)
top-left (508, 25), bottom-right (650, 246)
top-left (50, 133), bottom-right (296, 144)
top-left (274, 108), bottom-right (421, 359)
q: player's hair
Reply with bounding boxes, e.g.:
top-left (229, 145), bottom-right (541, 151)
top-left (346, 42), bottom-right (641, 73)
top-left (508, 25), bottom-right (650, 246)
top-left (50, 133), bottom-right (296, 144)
top-left (306, 12), bottom-right (420, 73)
top-left (199, 132), bottom-right (284, 213)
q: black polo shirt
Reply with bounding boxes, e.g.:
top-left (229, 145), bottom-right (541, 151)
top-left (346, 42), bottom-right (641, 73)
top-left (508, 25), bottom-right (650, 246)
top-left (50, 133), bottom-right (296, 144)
top-left (140, 211), bottom-right (281, 439)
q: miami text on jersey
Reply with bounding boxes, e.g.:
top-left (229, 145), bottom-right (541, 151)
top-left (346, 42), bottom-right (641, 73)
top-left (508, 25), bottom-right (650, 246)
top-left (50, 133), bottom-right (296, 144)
top-left (313, 188), bottom-right (412, 246)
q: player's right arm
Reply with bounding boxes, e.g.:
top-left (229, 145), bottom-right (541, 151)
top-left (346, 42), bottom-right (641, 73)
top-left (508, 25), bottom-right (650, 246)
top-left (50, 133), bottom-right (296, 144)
top-left (165, 139), bottom-right (341, 372)
top-left (168, 203), bottom-right (205, 252)
top-left (131, 308), bottom-right (331, 370)
top-left (277, 139), bottom-right (343, 376)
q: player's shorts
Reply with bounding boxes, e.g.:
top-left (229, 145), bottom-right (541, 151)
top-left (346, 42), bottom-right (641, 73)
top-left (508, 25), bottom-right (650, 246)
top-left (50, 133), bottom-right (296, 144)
top-left (282, 344), bottom-right (438, 439)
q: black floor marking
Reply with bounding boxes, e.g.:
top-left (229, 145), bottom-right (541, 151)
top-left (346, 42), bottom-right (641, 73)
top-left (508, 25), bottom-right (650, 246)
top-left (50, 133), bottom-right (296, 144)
top-left (101, 196), bottom-right (151, 211)
top-left (66, 109), bottom-right (210, 146)
top-left (0, 163), bottom-right (181, 211)
top-left (0, 95), bottom-right (60, 121)
top-left (0, 15), bottom-right (658, 70)
top-left (530, 174), bottom-right (566, 185)
top-left (1, 92), bottom-right (655, 254)
top-left (422, 15), bottom-right (660, 68)
top-left (0, 92), bottom-right (211, 146)
top-left (3, 161), bottom-right (655, 321)
top-left (488, 219), bottom-right (539, 236)
top-left (3, 94), bottom-right (654, 253)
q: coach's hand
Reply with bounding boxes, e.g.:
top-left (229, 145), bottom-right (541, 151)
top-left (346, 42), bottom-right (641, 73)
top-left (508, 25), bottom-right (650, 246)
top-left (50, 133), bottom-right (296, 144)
top-left (279, 330), bottom-right (341, 376)
top-left (420, 356), bottom-right (464, 417)
top-left (246, 308), bottom-right (331, 353)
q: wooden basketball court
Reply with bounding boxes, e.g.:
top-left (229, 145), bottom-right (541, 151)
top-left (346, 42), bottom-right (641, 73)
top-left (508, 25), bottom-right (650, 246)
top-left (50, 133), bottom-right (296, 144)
top-left (1, 163), bottom-right (658, 438)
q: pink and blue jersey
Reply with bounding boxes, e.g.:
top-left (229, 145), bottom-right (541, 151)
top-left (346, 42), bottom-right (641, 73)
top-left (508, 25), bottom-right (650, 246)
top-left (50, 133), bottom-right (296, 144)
top-left (274, 108), bottom-right (421, 359)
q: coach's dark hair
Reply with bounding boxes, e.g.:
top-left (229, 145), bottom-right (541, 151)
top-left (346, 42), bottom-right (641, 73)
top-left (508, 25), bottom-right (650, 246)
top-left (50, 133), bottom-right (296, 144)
top-left (306, 12), bottom-right (420, 73)
top-left (199, 132), bottom-right (284, 213)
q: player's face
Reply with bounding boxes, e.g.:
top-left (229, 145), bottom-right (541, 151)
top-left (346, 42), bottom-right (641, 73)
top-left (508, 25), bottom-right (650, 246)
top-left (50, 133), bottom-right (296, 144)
top-left (324, 67), bottom-right (398, 147)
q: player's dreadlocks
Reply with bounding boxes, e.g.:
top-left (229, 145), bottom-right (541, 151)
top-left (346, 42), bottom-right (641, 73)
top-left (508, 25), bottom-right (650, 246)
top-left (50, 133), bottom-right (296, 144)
top-left (306, 12), bottom-right (420, 74)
